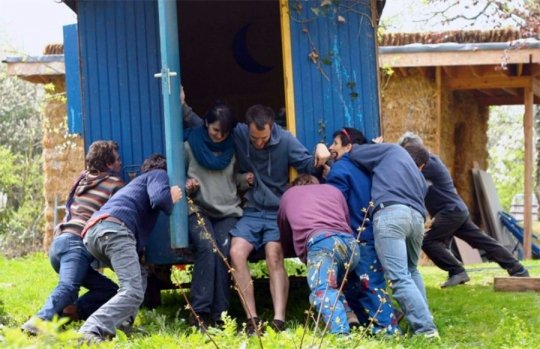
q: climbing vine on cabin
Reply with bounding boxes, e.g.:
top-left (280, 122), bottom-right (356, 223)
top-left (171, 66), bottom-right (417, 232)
top-left (288, 0), bottom-right (378, 102)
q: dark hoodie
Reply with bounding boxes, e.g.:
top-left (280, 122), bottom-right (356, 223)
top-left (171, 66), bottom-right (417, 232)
top-left (233, 123), bottom-right (318, 212)
top-left (59, 171), bottom-right (124, 237)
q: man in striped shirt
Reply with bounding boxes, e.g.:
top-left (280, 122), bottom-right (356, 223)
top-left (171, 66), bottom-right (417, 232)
top-left (22, 140), bottom-right (124, 335)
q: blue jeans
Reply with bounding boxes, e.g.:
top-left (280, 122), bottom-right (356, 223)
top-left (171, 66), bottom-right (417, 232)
top-left (80, 221), bottom-right (147, 338)
top-left (307, 233), bottom-right (360, 335)
top-left (344, 241), bottom-right (400, 334)
top-left (37, 233), bottom-right (118, 321)
top-left (188, 214), bottom-right (236, 321)
top-left (373, 204), bottom-right (437, 334)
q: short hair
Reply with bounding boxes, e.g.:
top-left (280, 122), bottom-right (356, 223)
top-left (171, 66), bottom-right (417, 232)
top-left (332, 127), bottom-right (367, 146)
top-left (141, 154), bottom-right (167, 173)
top-left (204, 101), bottom-right (237, 135)
top-left (291, 174), bottom-right (319, 186)
top-left (403, 143), bottom-right (429, 168)
top-left (245, 104), bottom-right (275, 131)
top-left (86, 140), bottom-right (119, 173)
top-left (398, 132), bottom-right (423, 147)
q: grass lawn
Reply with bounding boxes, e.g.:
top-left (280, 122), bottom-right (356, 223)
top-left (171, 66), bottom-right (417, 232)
top-left (1, 253), bottom-right (539, 348)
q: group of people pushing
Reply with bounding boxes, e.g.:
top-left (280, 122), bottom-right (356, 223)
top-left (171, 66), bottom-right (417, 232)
top-left (21, 92), bottom-right (529, 342)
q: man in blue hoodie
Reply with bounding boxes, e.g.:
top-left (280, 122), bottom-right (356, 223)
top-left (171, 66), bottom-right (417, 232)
top-left (230, 104), bottom-right (328, 334)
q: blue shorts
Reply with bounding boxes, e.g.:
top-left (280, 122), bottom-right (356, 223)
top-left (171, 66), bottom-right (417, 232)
top-left (229, 208), bottom-right (279, 250)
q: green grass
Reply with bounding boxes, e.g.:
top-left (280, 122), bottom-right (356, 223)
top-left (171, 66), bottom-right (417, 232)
top-left (1, 253), bottom-right (540, 348)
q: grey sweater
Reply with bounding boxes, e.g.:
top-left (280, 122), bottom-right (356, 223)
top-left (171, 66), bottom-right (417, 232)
top-left (184, 142), bottom-right (244, 218)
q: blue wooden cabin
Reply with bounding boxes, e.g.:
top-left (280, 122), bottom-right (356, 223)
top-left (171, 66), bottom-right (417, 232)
top-left (62, 0), bottom-right (383, 267)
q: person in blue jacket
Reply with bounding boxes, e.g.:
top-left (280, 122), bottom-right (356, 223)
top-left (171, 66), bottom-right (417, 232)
top-left (78, 154), bottom-right (182, 342)
top-left (324, 127), bottom-right (400, 334)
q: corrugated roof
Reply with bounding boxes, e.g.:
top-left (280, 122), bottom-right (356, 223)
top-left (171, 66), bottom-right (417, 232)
top-left (380, 28), bottom-right (529, 46)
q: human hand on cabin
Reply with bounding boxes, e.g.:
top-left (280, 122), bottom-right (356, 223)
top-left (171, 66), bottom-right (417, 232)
top-left (246, 172), bottom-right (254, 186)
top-left (185, 178), bottom-right (200, 194)
top-left (180, 85), bottom-right (186, 105)
top-left (372, 136), bottom-right (384, 144)
top-left (314, 143), bottom-right (331, 167)
top-left (322, 164), bottom-right (331, 179)
top-left (170, 185), bottom-right (183, 204)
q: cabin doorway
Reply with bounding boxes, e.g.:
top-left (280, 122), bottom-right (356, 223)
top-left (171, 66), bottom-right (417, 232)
top-left (177, 1), bottom-right (286, 126)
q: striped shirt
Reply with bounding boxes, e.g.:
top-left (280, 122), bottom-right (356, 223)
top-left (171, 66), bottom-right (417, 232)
top-left (58, 171), bottom-right (124, 237)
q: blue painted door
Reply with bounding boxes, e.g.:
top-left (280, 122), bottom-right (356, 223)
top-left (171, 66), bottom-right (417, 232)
top-left (76, 0), bottom-right (188, 264)
top-left (283, 0), bottom-right (381, 148)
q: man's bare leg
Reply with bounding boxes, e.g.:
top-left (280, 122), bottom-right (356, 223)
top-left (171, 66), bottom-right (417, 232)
top-left (230, 237), bottom-right (257, 319)
top-left (265, 241), bottom-right (289, 322)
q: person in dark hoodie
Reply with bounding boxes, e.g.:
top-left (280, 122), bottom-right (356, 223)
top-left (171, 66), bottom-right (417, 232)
top-left (78, 154), bottom-right (182, 342)
top-left (333, 141), bottom-right (439, 337)
top-left (21, 140), bottom-right (124, 335)
top-left (229, 104), bottom-right (329, 333)
top-left (399, 132), bottom-right (529, 288)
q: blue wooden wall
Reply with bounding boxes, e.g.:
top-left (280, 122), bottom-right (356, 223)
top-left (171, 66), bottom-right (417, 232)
top-left (77, 0), bottom-right (181, 264)
top-left (78, 0), bottom-right (164, 178)
top-left (287, 0), bottom-right (380, 147)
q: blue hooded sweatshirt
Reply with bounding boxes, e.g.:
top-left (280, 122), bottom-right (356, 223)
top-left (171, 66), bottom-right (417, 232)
top-left (233, 123), bottom-right (318, 212)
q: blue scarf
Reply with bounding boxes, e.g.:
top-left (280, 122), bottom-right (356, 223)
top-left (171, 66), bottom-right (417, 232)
top-left (186, 126), bottom-right (234, 170)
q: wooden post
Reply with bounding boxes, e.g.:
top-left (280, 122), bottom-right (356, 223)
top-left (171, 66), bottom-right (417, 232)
top-left (435, 66), bottom-right (442, 154)
top-left (524, 86), bottom-right (534, 259)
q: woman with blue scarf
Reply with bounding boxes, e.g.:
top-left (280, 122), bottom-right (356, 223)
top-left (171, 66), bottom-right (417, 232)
top-left (184, 102), bottom-right (248, 330)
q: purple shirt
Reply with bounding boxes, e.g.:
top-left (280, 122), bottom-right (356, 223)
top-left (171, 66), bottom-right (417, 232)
top-left (278, 184), bottom-right (352, 263)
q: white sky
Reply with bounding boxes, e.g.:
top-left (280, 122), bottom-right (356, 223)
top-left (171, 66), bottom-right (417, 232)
top-left (0, 0), bottom-right (76, 57)
top-left (0, 0), bottom-right (524, 58)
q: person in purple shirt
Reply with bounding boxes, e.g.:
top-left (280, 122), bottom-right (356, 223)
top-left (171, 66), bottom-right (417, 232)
top-left (78, 154), bottom-right (183, 343)
top-left (278, 174), bottom-right (361, 335)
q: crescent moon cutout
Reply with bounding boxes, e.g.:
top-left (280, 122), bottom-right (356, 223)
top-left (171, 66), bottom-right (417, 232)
top-left (232, 24), bottom-right (274, 74)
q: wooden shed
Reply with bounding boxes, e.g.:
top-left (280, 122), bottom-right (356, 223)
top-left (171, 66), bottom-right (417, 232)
top-left (378, 29), bottom-right (540, 258)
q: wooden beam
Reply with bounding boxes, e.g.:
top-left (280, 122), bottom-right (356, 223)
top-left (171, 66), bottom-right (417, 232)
top-left (517, 63), bottom-right (523, 77)
top-left (477, 89), bottom-right (495, 96)
top-left (494, 277), bottom-right (540, 292)
top-left (533, 77), bottom-right (540, 99)
top-left (502, 88), bottom-right (519, 96)
top-left (435, 66), bottom-right (442, 154)
top-left (476, 95), bottom-right (540, 106)
top-left (5, 61), bottom-right (65, 77)
top-left (445, 76), bottom-right (532, 90)
top-left (524, 86), bottom-right (534, 259)
top-left (379, 48), bottom-right (540, 68)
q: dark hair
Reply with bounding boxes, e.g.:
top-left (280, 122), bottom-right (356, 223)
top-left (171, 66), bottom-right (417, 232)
top-left (86, 140), bottom-right (119, 172)
top-left (141, 154), bottom-right (167, 173)
top-left (204, 101), bottom-right (237, 135)
top-left (403, 143), bottom-right (429, 168)
top-left (245, 104), bottom-right (275, 130)
top-left (332, 127), bottom-right (367, 146)
top-left (291, 174), bottom-right (319, 186)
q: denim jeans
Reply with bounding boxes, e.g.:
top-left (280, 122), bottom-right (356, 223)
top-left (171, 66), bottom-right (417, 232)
top-left (80, 221), bottom-right (147, 338)
top-left (188, 214), bottom-right (236, 321)
top-left (307, 232), bottom-right (360, 334)
top-left (344, 241), bottom-right (400, 334)
top-left (36, 233), bottom-right (118, 321)
top-left (373, 204), bottom-right (437, 334)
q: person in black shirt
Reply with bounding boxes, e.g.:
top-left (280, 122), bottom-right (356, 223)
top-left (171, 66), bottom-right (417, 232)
top-left (400, 132), bottom-right (529, 288)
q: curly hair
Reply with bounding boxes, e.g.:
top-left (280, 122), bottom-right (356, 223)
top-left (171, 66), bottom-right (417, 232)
top-left (291, 174), bottom-right (319, 186)
top-left (141, 154), bottom-right (167, 173)
top-left (86, 140), bottom-right (119, 173)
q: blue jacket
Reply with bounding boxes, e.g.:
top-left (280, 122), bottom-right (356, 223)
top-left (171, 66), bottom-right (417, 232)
top-left (326, 153), bottom-right (374, 241)
top-left (92, 169), bottom-right (174, 252)
top-left (234, 123), bottom-right (318, 212)
top-left (348, 143), bottom-right (427, 218)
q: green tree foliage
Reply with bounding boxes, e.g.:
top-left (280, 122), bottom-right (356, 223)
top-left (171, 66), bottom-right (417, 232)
top-left (487, 106), bottom-right (524, 211)
top-left (0, 64), bottom-right (44, 257)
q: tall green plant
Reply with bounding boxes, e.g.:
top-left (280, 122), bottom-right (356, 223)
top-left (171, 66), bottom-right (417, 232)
top-left (487, 106), bottom-right (524, 211)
